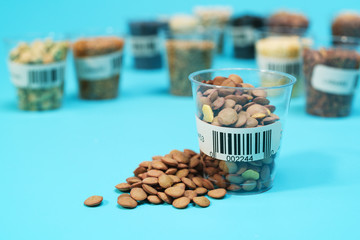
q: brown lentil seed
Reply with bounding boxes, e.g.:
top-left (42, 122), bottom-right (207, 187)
top-left (84, 195), bottom-right (103, 207)
top-left (172, 197), bottom-right (190, 209)
top-left (195, 187), bottom-right (208, 195)
top-left (165, 187), bottom-right (185, 198)
top-left (193, 196), bottom-right (210, 207)
top-left (176, 169), bottom-right (189, 178)
top-left (161, 157), bottom-right (178, 167)
top-left (142, 177), bottom-right (158, 185)
top-left (117, 195), bottom-right (137, 209)
top-left (208, 188), bottom-right (227, 199)
top-left (147, 169), bottom-right (164, 178)
top-left (181, 177), bottom-right (196, 189)
top-left (130, 188), bottom-right (147, 201)
top-left (115, 183), bottom-right (131, 192)
top-left (147, 195), bottom-right (163, 204)
top-left (142, 184), bottom-right (158, 195)
top-left (165, 168), bottom-right (177, 175)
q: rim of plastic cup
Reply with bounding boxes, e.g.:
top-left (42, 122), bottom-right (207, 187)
top-left (3, 32), bottom-right (68, 44)
top-left (255, 26), bottom-right (309, 38)
top-left (166, 26), bottom-right (218, 37)
top-left (331, 35), bottom-right (360, 44)
top-left (188, 68), bottom-right (297, 90)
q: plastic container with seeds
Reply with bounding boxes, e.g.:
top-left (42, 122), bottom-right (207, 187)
top-left (129, 20), bottom-right (163, 69)
top-left (189, 68), bottom-right (295, 194)
top-left (5, 34), bottom-right (69, 111)
top-left (255, 31), bottom-right (308, 97)
top-left (303, 36), bottom-right (360, 117)
top-left (228, 14), bottom-right (265, 59)
top-left (194, 5), bottom-right (233, 54)
top-left (166, 30), bottom-right (215, 96)
top-left (72, 32), bottom-right (125, 100)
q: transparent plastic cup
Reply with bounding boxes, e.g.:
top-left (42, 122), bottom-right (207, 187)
top-left (72, 28), bottom-right (125, 100)
top-left (4, 33), bottom-right (69, 111)
top-left (189, 68), bottom-right (296, 194)
top-left (255, 28), bottom-right (311, 98)
top-left (166, 29), bottom-right (216, 96)
top-left (227, 15), bottom-right (265, 59)
top-left (193, 6), bottom-right (233, 54)
top-left (303, 36), bottom-right (360, 117)
top-left (128, 20), bottom-right (164, 69)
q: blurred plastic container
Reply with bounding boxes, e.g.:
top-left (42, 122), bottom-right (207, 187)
top-left (255, 30), bottom-right (309, 97)
top-left (194, 5), bottom-right (233, 54)
top-left (5, 33), bottom-right (69, 111)
top-left (189, 68), bottom-right (295, 194)
top-left (129, 20), bottom-right (163, 69)
top-left (166, 30), bottom-right (215, 96)
top-left (72, 29), bottom-right (125, 100)
top-left (228, 14), bottom-right (265, 59)
top-left (303, 36), bottom-right (360, 117)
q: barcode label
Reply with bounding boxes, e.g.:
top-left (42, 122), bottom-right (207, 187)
top-left (8, 61), bottom-right (66, 88)
top-left (74, 50), bottom-right (122, 80)
top-left (232, 26), bottom-right (256, 47)
top-left (311, 64), bottom-right (359, 95)
top-left (196, 116), bottom-right (281, 162)
top-left (257, 55), bottom-right (302, 77)
top-left (130, 35), bottom-right (161, 57)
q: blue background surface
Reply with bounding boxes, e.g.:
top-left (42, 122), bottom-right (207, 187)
top-left (1, 0), bottom-right (360, 239)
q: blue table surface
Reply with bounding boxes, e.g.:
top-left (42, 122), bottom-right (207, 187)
top-left (1, 1), bottom-right (360, 240)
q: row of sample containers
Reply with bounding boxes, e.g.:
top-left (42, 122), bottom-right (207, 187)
top-left (4, 7), bottom-right (360, 118)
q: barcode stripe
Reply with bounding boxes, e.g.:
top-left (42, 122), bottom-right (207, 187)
top-left (112, 55), bottom-right (122, 70)
top-left (263, 131), bottom-right (265, 153)
top-left (246, 134), bottom-right (249, 155)
top-left (267, 62), bottom-right (300, 76)
top-left (224, 132), bottom-right (226, 154)
top-left (242, 134), bottom-right (245, 156)
top-left (220, 133), bottom-right (224, 153)
top-left (234, 134), bottom-right (237, 155)
top-left (228, 133), bottom-right (232, 155)
top-left (28, 65), bottom-right (65, 87)
top-left (212, 131), bottom-right (215, 155)
top-left (211, 129), bottom-right (273, 158)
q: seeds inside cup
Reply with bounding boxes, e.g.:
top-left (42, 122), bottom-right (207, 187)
top-left (166, 31), bottom-right (215, 96)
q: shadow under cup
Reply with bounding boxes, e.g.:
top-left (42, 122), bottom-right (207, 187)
top-left (189, 68), bottom-right (296, 194)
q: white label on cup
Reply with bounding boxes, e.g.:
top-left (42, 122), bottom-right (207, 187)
top-left (311, 65), bottom-right (359, 95)
top-left (8, 61), bottom-right (66, 89)
top-left (196, 116), bottom-right (282, 162)
top-left (231, 26), bottom-right (256, 47)
top-left (130, 35), bottom-right (161, 57)
top-left (74, 51), bottom-right (123, 80)
top-left (257, 55), bottom-right (302, 77)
